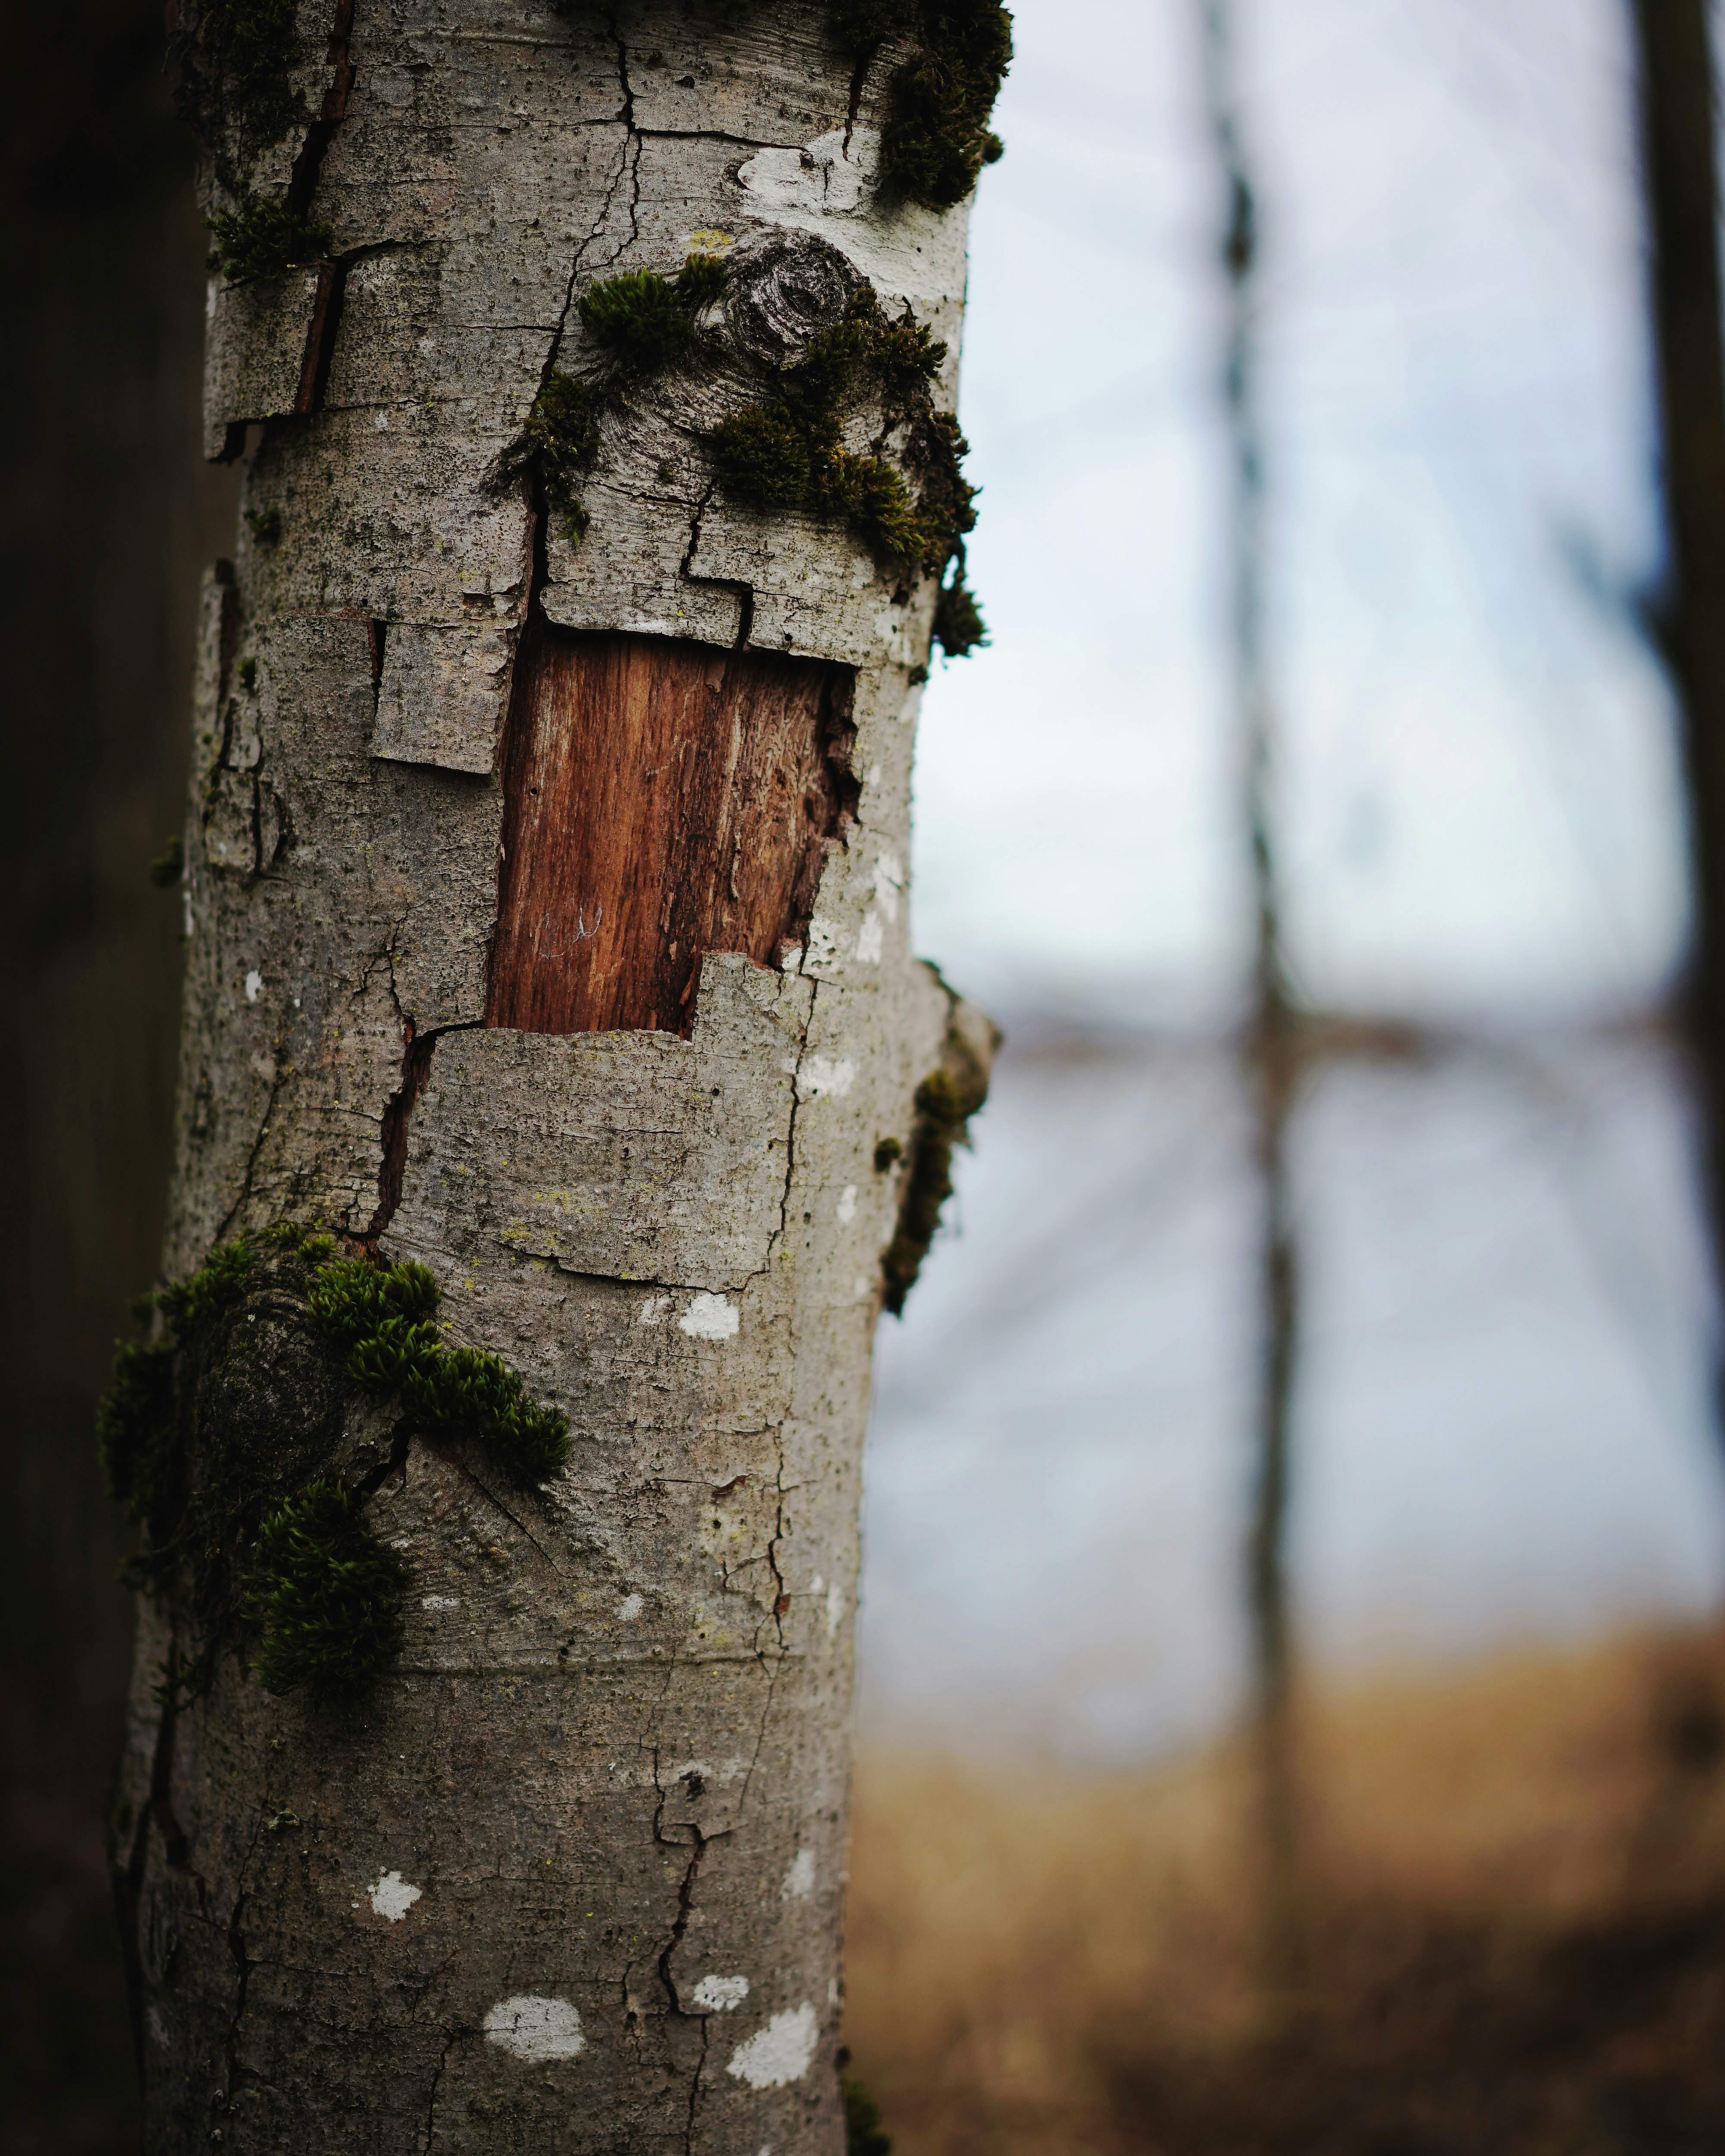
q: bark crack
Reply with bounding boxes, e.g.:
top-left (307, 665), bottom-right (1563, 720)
top-left (367, 941), bottom-right (483, 1243)
top-left (423, 2025), bottom-right (456, 2153)
top-left (678, 478), bottom-right (755, 649)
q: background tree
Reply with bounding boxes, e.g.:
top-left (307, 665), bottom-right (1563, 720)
top-left (98, 1), bottom-right (1002, 2147)
top-left (1631, 0), bottom-right (1725, 1385)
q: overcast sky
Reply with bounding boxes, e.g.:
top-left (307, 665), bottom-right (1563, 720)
top-left (910, 0), bottom-right (1689, 1028)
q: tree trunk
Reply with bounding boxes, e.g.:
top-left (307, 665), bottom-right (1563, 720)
top-left (1630, 0), bottom-right (1725, 1393)
top-left (108, 3), bottom-right (998, 2148)
top-left (1195, 0), bottom-right (1305, 2000)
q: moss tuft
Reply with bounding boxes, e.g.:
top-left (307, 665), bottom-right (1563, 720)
top-left (156, 1237), bottom-right (252, 1337)
top-left (404, 1345), bottom-right (571, 1487)
top-left (844, 2077), bottom-right (894, 2156)
top-left (148, 836), bottom-right (185, 888)
top-left (709, 403), bottom-right (812, 514)
top-left (881, 1056), bottom-right (991, 1314)
top-left (193, 0), bottom-right (304, 147)
top-left (97, 1339), bottom-right (177, 1512)
top-left (579, 267), bottom-right (702, 373)
top-left (711, 287), bottom-right (975, 575)
top-left (877, 0), bottom-right (1013, 210)
top-left (932, 564), bottom-right (987, 657)
top-left (525, 371), bottom-right (602, 541)
top-left (206, 188), bottom-right (330, 284)
top-left (242, 1479), bottom-right (407, 1703)
top-left (237, 656), bottom-right (257, 692)
top-left (677, 251), bottom-right (730, 309)
top-left (244, 505), bottom-right (282, 547)
top-left (100, 1231), bottom-right (568, 1706)
top-left (307, 1254), bottom-right (439, 1347)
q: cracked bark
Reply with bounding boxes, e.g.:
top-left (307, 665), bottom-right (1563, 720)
top-left (114, 2), bottom-right (991, 2150)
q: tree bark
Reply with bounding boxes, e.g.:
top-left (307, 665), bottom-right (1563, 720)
top-left (110, 4), bottom-right (994, 2147)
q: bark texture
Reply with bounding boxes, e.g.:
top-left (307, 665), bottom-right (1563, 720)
top-left (112, 4), bottom-right (993, 2148)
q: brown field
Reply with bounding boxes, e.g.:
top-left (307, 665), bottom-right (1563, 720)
top-left (843, 1628), bottom-right (1725, 2156)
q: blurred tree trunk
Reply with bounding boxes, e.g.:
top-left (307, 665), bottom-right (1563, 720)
top-left (110, 2), bottom-right (996, 2149)
top-left (0, 3), bottom-right (238, 2145)
top-left (1197, 0), bottom-right (1305, 2001)
top-left (1632, 0), bottom-right (1725, 1364)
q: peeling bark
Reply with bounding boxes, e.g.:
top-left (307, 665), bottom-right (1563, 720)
top-left (113, 2), bottom-right (997, 2148)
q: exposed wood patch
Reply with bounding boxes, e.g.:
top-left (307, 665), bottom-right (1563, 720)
top-left (487, 628), bottom-right (856, 1037)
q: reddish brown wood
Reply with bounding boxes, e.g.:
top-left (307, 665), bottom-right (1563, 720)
top-left (487, 628), bottom-right (856, 1036)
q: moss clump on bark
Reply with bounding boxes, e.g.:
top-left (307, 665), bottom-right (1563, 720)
top-left (147, 836), bottom-right (185, 888)
top-left (843, 2076), bottom-right (894, 2156)
top-left (932, 564), bottom-right (987, 657)
top-left (206, 187), bottom-right (330, 283)
top-left (242, 1479), bottom-right (407, 1703)
top-left (525, 372), bottom-right (603, 541)
top-left (525, 252), bottom-right (729, 540)
top-left (710, 286), bottom-right (977, 574)
top-left (96, 1228), bottom-right (571, 1705)
top-left (178, 0), bottom-right (304, 152)
top-left (877, 0), bottom-right (1011, 209)
top-left (880, 1049), bottom-right (992, 1314)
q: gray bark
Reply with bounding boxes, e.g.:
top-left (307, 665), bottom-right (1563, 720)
top-left (112, 3), bottom-right (991, 2147)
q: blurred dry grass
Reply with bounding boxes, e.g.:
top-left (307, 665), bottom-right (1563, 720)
top-left (844, 1626), bottom-right (1725, 2156)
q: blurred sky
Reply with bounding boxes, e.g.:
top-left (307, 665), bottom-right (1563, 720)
top-left (857, 0), bottom-right (1725, 1759)
top-left (912, 0), bottom-right (1687, 1027)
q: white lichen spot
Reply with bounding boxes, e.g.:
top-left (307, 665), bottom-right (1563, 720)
top-left (810, 1573), bottom-right (825, 1593)
top-left (778, 940), bottom-right (803, 974)
top-left (680, 1293), bottom-right (739, 1341)
top-left (421, 1595), bottom-right (459, 1611)
top-left (244, 968), bottom-right (262, 1003)
top-left (483, 1995), bottom-right (585, 2062)
top-left (854, 912), bottom-right (883, 964)
top-left (726, 2002), bottom-right (819, 2090)
top-left (853, 1275), bottom-right (872, 1301)
top-left (637, 1294), bottom-right (672, 1327)
top-left (368, 1871), bottom-right (422, 1922)
top-left (693, 1973), bottom-right (750, 2012)
top-left (147, 2004), bottom-right (170, 2049)
top-left (781, 1848), bottom-right (815, 1901)
top-left (826, 1583), bottom-right (845, 1639)
top-left (828, 1977), bottom-right (841, 2006)
top-left (872, 854), bottom-right (903, 922)
top-left (617, 1592), bottom-right (643, 1620)
top-left (797, 1056), bottom-right (855, 1100)
top-left (835, 1185), bottom-right (857, 1225)
top-left (374, 409), bottom-right (390, 430)
top-left (804, 917), bottom-right (840, 969)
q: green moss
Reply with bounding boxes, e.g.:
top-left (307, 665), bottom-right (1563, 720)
top-left (307, 1253), bottom-right (438, 1345)
top-left (932, 565), bottom-right (987, 657)
top-left (148, 836), bottom-right (185, 889)
top-left (578, 265), bottom-right (707, 373)
top-left (97, 1339), bottom-right (177, 1512)
top-left (194, 0), bottom-right (304, 148)
top-left (98, 1231), bottom-right (568, 1708)
top-left (206, 188), bottom-right (330, 284)
top-left (881, 1056), bottom-right (991, 1314)
top-left (877, 1), bottom-right (1013, 210)
top-left (155, 1236), bottom-right (253, 1337)
top-left (244, 506), bottom-right (282, 547)
top-left (709, 403), bottom-right (812, 513)
top-left (677, 251), bottom-right (731, 309)
top-left (710, 287), bottom-right (975, 574)
top-left (404, 1345), bottom-right (571, 1488)
top-left (829, 0), bottom-right (913, 49)
top-left (525, 371), bottom-right (602, 541)
top-left (844, 2078), bottom-right (893, 2156)
top-left (242, 1479), bottom-right (407, 1703)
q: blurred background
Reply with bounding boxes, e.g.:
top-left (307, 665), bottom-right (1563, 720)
top-left (8, 0), bottom-right (1725, 2150)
